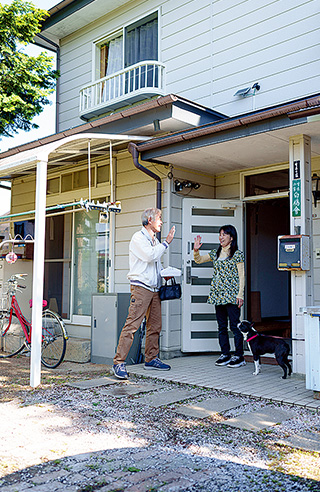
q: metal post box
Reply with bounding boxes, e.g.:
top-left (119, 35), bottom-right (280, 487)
top-left (278, 235), bottom-right (310, 271)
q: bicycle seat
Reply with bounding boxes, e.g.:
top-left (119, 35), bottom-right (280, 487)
top-left (29, 299), bottom-right (48, 308)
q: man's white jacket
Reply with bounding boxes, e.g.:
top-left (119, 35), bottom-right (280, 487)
top-left (127, 228), bottom-right (167, 290)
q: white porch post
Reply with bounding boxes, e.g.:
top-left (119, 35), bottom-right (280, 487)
top-left (289, 134), bottom-right (313, 374)
top-left (30, 159), bottom-right (48, 388)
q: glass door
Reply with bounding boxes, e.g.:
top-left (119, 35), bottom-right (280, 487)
top-left (72, 210), bottom-right (110, 320)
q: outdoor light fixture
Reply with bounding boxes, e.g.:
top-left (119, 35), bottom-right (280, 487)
top-left (174, 180), bottom-right (200, 192)
top-left (312, 173), bottom-right (320, 207)
top-left (174, 180), bottom-right (184, 192)
top-left (234, 82), bottom-right (260, 97)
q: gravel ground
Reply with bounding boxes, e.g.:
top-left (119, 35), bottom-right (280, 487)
top-left (0, 357), bottom-right (319, 492)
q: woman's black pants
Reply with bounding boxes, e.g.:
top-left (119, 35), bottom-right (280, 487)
top-left (215, 303), bottom-right (244, 356)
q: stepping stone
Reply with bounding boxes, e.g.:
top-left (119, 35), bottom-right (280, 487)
top-left (221, 407), bottom-right (296, 431)
top-left (277, 430), bottom-right (320, 453)
top-left (100, 382), bottom-right (158, 398)
top-left (173, 397), bottom-right (243, 418)
top-left (136, 389), bottom-right (202, 407)
top-left (68, 377), bottom-right (119, 389)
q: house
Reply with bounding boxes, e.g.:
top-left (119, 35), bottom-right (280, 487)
top-left (0, 0), bottom-right (319, 378)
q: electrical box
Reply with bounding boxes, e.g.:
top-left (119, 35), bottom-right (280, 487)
top-left (278, 235), bottom-right (310, 271)
top-left (91, 293), bottom-right (141, 365)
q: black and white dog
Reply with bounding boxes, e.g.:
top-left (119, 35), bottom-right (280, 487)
top-left (238, 320), bottom-right (292, 379)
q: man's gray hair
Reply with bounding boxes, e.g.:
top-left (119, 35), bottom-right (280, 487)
top-left (141, 208), bottom-right (161, 226)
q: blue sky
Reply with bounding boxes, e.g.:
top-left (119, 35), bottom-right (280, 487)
top-left (0, 1), bottom-right (58, 213)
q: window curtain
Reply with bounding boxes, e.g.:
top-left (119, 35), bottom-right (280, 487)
top-left (125, 18), bottom-right (158, 91)
top-left (125, 18), bottom-right (158, 66)
top-left (103, 35), bottom-right (123, 101)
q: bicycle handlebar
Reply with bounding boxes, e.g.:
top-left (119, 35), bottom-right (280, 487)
top-left (8, 273), bottom-right (27, 282)
top-left (18, 285), bottom-right (26, 289)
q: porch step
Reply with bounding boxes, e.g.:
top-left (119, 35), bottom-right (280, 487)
top-left (64, 338), bottom-right (91, 363)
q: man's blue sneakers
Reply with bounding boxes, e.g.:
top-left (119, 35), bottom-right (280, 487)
top-left (144, 357), bottom-right (171, 371)
top-left (112, 363), bottom-right (128, 379)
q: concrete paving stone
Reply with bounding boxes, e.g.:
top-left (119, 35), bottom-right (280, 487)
top-left (125, 469), bottom-right (158, 484)
top-left (222, 407), bottom-right (296, 431)
top-left (0, 485), bottom-right (32, 492)
top-left (29, 483), bottom-right (65, 491)
top-left (67, 376), bottom-right (119, 389)
top-left (125, 481), bottom-right (160, 492)
top-left (173, 396), bottom-right (243, 419)
top-left (31, 470), bottom-right (69, 484)
top-left (100, 382), bottom-right (158, 398)
top-left (135, 388), bottom-right (202, 407)
top-left (99, 479), bottom-right (127, 491)
top-left (69, 473), bottom-right (88, 484)
top-left (156, 471), bottom-right (185, 482)
top-left (159, 478), bottom-right (194, 491)
top-left (277, 430), bottom-right (320, 452)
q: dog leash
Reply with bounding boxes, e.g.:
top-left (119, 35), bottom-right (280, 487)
top-left (246, 334), bottom-right (258, 342)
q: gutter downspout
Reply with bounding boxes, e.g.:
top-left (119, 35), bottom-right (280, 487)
top-left (128, 142), bottom-right (162, 240)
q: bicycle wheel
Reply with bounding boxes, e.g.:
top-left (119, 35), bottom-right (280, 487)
top-left (0, 310), bottom-right (26, 358)
top-left (41, 310), bottom-right (67, 369)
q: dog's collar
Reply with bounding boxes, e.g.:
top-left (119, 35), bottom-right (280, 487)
top-left (247, 334), bottom-right (258, 342)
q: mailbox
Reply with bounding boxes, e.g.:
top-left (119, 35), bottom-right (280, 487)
top-left (278, 235), bottom-right (310, 271)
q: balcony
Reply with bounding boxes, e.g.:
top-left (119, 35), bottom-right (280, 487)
top-left (79, 61), bottom-right (166, 119)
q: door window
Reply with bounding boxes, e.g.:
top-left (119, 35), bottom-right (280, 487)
top-left (73, 210), bottom-right (109, 316)
top-left (44, 214), bottom-right (71, 319)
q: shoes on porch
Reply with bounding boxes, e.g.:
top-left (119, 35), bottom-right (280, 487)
top-left (144, 357), bottom-right (171, 371)
top-left (112, 363), bottom-right (128, 379)
top-left (215, 354), bottom-right (231, 366)
top-left (227, 355), bottom-right (246, 368)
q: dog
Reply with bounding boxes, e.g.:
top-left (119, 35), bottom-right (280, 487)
top-left (237, 320), bottom-right (292, 379)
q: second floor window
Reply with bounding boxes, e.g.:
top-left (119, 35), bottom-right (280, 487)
top-left (99, 12), bottom-right (158, 80)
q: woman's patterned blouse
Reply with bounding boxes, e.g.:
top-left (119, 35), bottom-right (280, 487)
top-left (207, 249), bottom-right (245, 305)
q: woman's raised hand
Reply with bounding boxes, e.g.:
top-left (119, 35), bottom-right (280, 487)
top-left (193, 235), bottom-right (203, 252)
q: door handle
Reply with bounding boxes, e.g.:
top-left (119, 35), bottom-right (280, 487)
top-left (186, 266), bottom-right (199, 284)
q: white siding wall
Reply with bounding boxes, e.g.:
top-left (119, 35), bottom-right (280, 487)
top-left (57, 0), bottom-right (319, 131)
top-left (311, 157), bottom-right (320, 306)
top-left (212, 0), bottom-right (320, 115)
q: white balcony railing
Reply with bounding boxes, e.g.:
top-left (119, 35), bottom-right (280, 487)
top-left (79, 60), bottom-right (166, 118)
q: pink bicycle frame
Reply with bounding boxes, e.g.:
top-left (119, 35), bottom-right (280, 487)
top-left (3, 295), bottom-right (32, 344)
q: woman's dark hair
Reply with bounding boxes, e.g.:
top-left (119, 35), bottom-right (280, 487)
top-left (216, 224), bottom-right (238, 259)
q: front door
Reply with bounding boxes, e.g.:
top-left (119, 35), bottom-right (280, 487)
top-left (182, 198), bottom-right (243, 352)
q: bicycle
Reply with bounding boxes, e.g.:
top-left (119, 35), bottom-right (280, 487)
top-left (0, 274), bottom-right (68, 368)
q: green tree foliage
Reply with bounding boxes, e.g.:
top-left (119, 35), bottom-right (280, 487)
top-left (0, 0), bottom-right (58, 138)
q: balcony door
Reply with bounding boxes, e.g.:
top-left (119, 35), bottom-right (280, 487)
top-left (99, 12), bottom-right (158, 101)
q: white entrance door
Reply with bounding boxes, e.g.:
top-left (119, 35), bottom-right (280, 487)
top-left (182, 198), bottom-right (243, 352)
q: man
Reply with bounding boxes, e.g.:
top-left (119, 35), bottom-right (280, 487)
top-left (113, 208), bottom-right (175, 379)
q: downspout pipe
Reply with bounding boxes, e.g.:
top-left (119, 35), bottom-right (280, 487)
top-left (128, 142), bottom-right (162, 211)
top-left (128, 142), bottom-right (162, 240)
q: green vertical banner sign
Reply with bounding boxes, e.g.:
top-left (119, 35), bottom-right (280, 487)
top-left (292, 179), bottom-right (301, 217)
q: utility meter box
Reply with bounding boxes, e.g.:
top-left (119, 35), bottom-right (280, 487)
top-left (278, 235), bottom-right (310, 271)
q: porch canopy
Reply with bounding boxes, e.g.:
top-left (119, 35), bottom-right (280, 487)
top-left (0, 133), bottom-right (150, 388)
top-left (135, 94), bottom-right (320, 174)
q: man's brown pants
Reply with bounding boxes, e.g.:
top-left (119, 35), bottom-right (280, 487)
top-left (113, 285), bottom-right (162, 365)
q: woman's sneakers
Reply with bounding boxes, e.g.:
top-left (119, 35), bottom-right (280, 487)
top-left (227, 355), bottom-right (246, 368)
top-left (215, 354), bottom-right (231, 366)
top-left (215, 354), bottom-right (246, 367)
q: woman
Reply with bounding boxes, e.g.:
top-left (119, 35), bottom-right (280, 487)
top-left (193, 224), bottom-right (245, 368)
